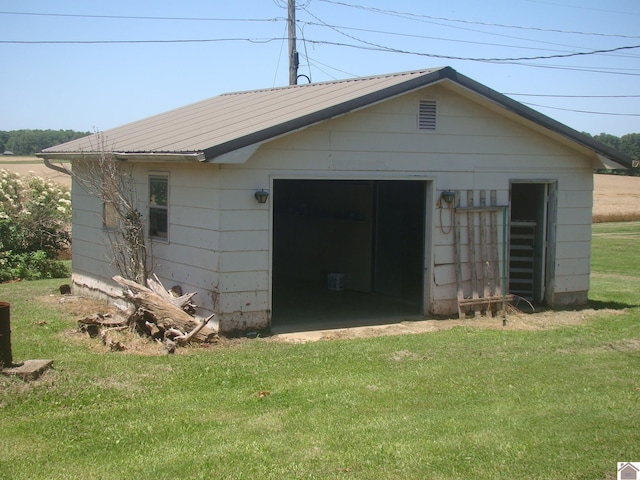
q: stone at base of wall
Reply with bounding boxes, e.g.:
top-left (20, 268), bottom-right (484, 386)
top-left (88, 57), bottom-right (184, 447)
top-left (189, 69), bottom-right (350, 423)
top-left (550, 290), bottom-right (588, 308)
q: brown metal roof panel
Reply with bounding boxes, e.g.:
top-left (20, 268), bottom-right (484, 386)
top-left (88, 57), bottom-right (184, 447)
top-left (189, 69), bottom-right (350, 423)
top-left (43, 68), bottom-right (443, 155)
top-left (156, 70), bottom-right (440, 151)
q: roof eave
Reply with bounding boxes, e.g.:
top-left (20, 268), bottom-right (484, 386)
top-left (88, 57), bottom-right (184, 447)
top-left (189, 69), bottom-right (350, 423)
top-left (37, 151), bottom-right (207, 163)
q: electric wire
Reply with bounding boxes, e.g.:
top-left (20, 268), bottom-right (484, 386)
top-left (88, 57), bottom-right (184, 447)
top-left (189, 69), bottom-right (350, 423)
top-left (301, 38), bottom-right (640, 63)
top-left (310, 0), bottom-right (640, 62)
top-left (495, 61), bottom-right (640, 77)
top-left (521, 102), bottom-right (640, 117)
top-left (299, 6), bottom-right (640, 64)
top-left (316, 0), bottom-right (640, 39)
top-left (506, 93), bottom-right (640, 98)
top-left (4, 34), bottom-right (638, 67)
top-left (0, 38), bottom-right (285, 45)
top-left (0, 10), bottom-right (284, 23)
top-left (273, 22), bottom-right (289, 87)
top-left (301, 20), bottom-right (589, 55)
top-left (523, 0), bottom-right (640, 17)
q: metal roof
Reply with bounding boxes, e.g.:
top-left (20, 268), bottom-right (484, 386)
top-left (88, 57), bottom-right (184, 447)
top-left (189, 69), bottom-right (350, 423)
top-left (40, 66), bottom-right (633, 168)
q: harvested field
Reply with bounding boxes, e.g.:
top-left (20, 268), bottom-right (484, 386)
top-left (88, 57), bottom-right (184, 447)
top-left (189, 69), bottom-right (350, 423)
top-left (1, 157), bottom-right (638, 221)
top-left (0, 156), bottom-right (70, 187)
top-left (593, 173), bottom-right (640, 222)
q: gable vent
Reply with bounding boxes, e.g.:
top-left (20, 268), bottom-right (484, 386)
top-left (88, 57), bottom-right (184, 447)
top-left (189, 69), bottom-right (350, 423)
top-left (419, 100), bottom-right (437, 131)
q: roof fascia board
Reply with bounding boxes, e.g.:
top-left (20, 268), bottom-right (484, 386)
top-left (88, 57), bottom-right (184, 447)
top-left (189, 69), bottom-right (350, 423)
top-left (37, 152), bottom-right (205, 163)
top-left (203, 68), bottom-right (451, 161)
top-left (114, 153), bottom-right (206, 163)
top-left (441, 70), bottom-right (633, 168)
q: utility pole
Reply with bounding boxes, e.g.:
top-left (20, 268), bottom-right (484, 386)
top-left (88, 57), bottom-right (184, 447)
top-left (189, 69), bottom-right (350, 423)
top-left (288, 0), bottom-right (298, 85)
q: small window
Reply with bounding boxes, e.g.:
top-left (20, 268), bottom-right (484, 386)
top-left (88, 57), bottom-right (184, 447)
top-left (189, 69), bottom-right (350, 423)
top-left (149, 175), bottom-right (168, 239)
top-left (418, 100), bottom-right (437, 131)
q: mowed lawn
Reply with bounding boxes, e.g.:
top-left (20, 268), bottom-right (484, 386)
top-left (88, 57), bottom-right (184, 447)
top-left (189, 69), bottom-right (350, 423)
top-left (1, 224), bottom-right (639, 479)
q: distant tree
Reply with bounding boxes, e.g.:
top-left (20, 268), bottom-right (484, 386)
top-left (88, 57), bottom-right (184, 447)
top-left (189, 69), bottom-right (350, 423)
top-left (0, 131), bottom-right (8, 154)
top-left (619, 133), bottom-right (640, 161)
top-left (1, 129), bottom-right (90, 155)
top-left (592, 133), bottom-right (621, 153)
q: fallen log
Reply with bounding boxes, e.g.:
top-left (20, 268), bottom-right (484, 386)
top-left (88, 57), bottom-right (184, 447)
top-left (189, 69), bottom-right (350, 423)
top-left (174, 314), bottom-right (215, 345)
top-left (113, 275), bottom-right (217, 343)
top-left (147, 274), bottom-right (197, 312)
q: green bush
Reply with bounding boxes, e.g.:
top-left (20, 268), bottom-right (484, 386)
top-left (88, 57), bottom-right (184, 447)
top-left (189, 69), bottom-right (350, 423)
top-left (0, 169), bottom-right (71, 282)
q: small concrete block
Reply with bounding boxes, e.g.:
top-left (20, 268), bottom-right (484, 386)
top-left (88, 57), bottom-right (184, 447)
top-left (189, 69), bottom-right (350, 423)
top-left (1, 359), bottom-right (54, 381)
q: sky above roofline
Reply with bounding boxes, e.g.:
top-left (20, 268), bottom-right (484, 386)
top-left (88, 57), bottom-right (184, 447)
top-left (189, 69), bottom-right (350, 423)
top-left (1, 0), bottom-right (639, 137)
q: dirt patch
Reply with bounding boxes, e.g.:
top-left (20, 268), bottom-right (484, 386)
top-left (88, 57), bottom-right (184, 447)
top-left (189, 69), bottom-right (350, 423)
top-left (48, 293), bottom-right (626, 349)
top-left (603, 338), bottom-right (640, 353)
top-left (268, 307), bottom-right (624, 343)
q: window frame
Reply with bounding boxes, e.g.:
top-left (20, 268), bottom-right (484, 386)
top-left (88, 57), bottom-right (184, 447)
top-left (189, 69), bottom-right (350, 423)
top-left (148, 174), bottom-right (169, 241)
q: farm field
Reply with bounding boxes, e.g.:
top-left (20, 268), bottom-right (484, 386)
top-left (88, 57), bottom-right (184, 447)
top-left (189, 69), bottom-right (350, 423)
top-left (0, 156), bottom-right (70, 187)
top-left (0, 222), bottom-right (639, 479)
top-left (593, 173), bottom-right (640, 222)
top-left (1, 156), bottom-right (638, 221)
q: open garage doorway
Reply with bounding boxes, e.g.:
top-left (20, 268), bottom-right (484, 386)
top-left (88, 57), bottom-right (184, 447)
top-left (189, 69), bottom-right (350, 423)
top-left (271, 179), bottom-right (428, 332)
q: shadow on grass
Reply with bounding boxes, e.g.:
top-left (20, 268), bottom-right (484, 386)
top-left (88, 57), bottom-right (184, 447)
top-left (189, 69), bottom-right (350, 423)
top-left (587, 299), bottom-right (639, 310)
top-left (510, 298), bottom-right (638, 316)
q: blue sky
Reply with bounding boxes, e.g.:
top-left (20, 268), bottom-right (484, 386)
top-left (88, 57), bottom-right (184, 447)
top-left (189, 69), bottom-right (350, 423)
top-left (1, 0), bottom-right (639, 136)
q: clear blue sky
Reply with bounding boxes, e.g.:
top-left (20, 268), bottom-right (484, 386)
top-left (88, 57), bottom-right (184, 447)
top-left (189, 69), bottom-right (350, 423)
top-left (1, 0), bottom-right (639, 136)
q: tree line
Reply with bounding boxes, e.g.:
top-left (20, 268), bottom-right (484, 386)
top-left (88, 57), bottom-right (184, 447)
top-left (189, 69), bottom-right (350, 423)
top-left (0, 129), bottom-right (90, 156)
top-left (587, 132), bottom-right (640, 162)
top-left (1, 129), bottom-right (639, 163)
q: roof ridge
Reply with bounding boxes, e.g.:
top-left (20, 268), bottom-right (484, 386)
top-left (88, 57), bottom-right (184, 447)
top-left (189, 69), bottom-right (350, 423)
top-left (220, 67), bottom-right (446, 97)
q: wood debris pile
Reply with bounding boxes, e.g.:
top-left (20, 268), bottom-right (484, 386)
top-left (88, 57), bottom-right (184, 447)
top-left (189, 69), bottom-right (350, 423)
top-left (77, 275), bottom-right (217, 352)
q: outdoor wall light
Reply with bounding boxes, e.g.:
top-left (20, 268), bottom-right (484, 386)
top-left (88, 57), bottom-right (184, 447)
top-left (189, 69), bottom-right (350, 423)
top-left (440, 190), bottom-right (455, 204)
top-left (254, 189), bottom-right (269, 204)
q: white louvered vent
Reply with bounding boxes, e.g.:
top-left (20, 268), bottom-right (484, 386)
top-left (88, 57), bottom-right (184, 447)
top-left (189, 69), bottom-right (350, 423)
top-left (418, 100), bottom-right (437, 131)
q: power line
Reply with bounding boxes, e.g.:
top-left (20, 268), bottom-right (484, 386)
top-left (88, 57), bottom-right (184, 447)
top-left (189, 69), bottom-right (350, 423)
top-left (301, 20), bottom-right (609, 56)
top-left (3, 35), bottom-right (638, 65)
top-left (522, 102), bottom-right (640, 116)
top-left (0, 10), bottom-right (284, 23)
top-left (0, 38), bottom-right (285, 45)
top-left (506, 93), bottom-right (640, 98)
top-left (302, 5), bottom-right (640, 64)
top-left (301, 37), bottom-right (640, 63)
top-left (523, 0), bottom-right (640, 17)
top-left (498, 62), bottom-right (640, 77)
top-left (317, 0), bottom-right (640, 39)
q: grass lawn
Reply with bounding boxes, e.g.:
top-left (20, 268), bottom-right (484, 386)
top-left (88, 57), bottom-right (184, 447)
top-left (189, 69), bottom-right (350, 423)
top-left (1, 223), bottom-right (639, 479)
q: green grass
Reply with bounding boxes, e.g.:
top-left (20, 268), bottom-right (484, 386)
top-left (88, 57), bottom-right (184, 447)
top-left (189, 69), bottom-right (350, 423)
top-left (1, 224), bottom-right (639, 479)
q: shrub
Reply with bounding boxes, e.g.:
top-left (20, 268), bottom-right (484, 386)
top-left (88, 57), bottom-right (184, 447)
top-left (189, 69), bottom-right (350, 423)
top-left (0, 169), bottom-right (71, 282)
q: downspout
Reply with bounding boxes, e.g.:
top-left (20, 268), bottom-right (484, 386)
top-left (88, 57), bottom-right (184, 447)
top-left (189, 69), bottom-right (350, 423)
top-left (43, 157), bottom-right (70, 175)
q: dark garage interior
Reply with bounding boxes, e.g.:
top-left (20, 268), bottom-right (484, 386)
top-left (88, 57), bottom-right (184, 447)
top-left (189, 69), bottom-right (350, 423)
top-left (509, 182), bottom-right (551, 305)
top-left (271, 179), bottom-right (427, 331)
